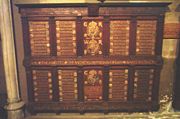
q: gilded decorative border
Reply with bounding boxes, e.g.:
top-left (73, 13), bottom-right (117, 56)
top-left (30, 59), bottom-right (156, 65)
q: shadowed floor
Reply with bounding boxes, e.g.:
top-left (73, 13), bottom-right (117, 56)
top-left (26, 110), bottom-right (180, 119)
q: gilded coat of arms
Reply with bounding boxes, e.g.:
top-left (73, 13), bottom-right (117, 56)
top-left (83, 21), bottom-right (103, 55)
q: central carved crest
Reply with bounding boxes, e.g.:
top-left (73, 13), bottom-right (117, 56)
top-left (84, 21), bottom-right (103, 55)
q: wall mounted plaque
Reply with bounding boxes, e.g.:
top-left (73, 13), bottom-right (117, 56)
top-left (17, 2), bottom-right (170, 114)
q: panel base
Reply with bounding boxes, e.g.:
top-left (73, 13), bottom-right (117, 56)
top-left (27, 101), bottom-right (159, 114)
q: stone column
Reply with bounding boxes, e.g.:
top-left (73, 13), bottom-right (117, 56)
top-left (0, 0), bottom-right (24, 119)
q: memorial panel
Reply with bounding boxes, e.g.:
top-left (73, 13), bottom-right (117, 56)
top-left (17, 2), bottom-right (169, 113)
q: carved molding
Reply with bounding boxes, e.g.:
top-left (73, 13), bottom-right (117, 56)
top-left (30, 59), bottom-right (157, 66)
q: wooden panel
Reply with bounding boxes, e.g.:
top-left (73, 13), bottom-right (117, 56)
top-left (32, 70), bottom-right (53, 102)
top-left (110, 20), bottom-right (130, 56)
top-left (19, 7), bottom-right (88, 17)
top-left (56, 21), bottom-right (76, 56)
top-left (109, 69), bottom-right (128, 101)
top-left (133, 69), bottom-right (154, 102)
top-left (58, 70), bottom-right (78, 101)
top-left (84, 69), bottom-right (103, 101)
top-left (136, 20), bottom-right (157, 55)
top-left (99, 7), bottom-right (167, 16)
top-left (29, 21), bottom-right (50, 56)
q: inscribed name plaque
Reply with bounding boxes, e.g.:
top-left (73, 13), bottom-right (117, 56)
top-left (109, 69), bottom-right (128, 101)
top-left (136, 20), bottom-right (157, 55)
top-left (29, 21), bottom-right (50, 56)
top-left (56, 21), bottom-right (76, 56)
top-left (110, 20), bottom-right (130, 55)
top-left (32, 70), bottom-right (53, 102)
top-left (133, 69), bottom-right (154, 102)
top-left (58, 70), bottom-right (78, 101)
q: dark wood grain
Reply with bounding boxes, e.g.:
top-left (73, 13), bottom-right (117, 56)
top-left (77, 67), bottom-right (84, 101)
top-left (49, 17), bottom-right (57, 56)
top-left (103, 16), bottom-right (110, 56)
top-left (76, 16), bottom-right (84, 57)
top-left (21, 17), bottom-right (31, 57)
top-left (129, 16), bottom-right (137, 56)
top-left (128, 66), bottom-right (134, 101)
top-left (103, 66), bottom-right (109, 101)
top-left (52, 67), bottom-right (59, 101)
top-left (26, 68), bottom-right (34, 102)
top-left (155, 15), bottom-right (165, 56)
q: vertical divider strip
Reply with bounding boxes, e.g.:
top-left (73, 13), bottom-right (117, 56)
top-left (21, 17), bottom-right (34, 102)
top-left (155, 15), bottom-right (164, 56)
top-left (52, 67), bottom-right (59, 101)
top-left (128, 66), bottom-right (134, 101)
top-left (49, 17), bottom-right (57, 56)
top-left (27, 68), bottom-right (34, 102)
top-left (77, 66), bottom-right (84, 101)
top-left (103, 16), bottom-right (110, 56)
top-left (152, 68), bottom-right (160, 102)
top-left (129, 17), bottom-right (137, 56)
top-left (21, 17), bottom-right (31, 57)
top-left (76, 16), bottom-right (84, 56)
top-left (103, 66), bottom-right (109, 101)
